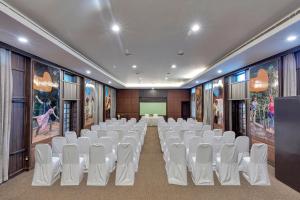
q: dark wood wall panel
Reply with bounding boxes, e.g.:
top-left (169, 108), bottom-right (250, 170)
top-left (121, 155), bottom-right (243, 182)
top-left (116, 89), bottom-right (139, 119)
top-left (167, 90), bottom-right (190, 119)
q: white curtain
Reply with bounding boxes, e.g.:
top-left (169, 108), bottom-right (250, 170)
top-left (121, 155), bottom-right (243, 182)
top-left (283, 54), bottom-right (297, 96)
top-left (203, 89), bottom-right (212, 125)
top-left (0, 48), bottom-right (12, 184)
top-left (110, 88), bottom-right (116, 118)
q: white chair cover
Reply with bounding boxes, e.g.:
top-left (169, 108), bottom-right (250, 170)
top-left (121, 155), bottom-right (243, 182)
top-left (215, 144), bottom-right (240, 185)
top-left (91, 125), bottom-right (100, 131)
top-left (80, 129), bottom-right (89, 137)
top-left (187, 136), bottom-right (202, 166)
top-left (203, 130), bottom-right (214, 138)
top-left (241, 143), bottom-right (270, 185)
top-left (212, 136), bottom-right (224, 163)
top-left (183, 131), bottom-right (196, 148)
top-left (87, 144), bottom-right (110, 186)
top-left (86, 130), bottom-right (98, 144)
top-left (65, 131), bottom-right (78, 144)
top-left (213, 129), bottom-right (223, 136)
top-left (191, 144), bottom-right (214, 185)
top-left (203, 132), bottom-right (214, 144)
top-left (202, 125), bottom-right (211, 131)
top-left (61, 144), bottom-right (84, 185)
top-left (32, 144), bottom-right (60, 186)
top-left (77, 137), bottom-right (90, 170)
top-left (97, 137), bottom-right (116, 171)
top-left (51, 136), bottom-right (66, 158)
top-left (115, 143), bottom-right (135, 186)
top-left (234, 136), bottom-right (249, 168)
top-left (223, 131), bottom-right (235, 144)
top-left (165, 143), bottom-right (187, 185)
top-left (122, 136), bottom-right (140, 166)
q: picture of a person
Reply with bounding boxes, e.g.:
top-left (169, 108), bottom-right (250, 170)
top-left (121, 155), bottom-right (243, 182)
top-left (250, 96), bottom-right (258, 122)
top-left (268, 95), bottom-right (275, 130)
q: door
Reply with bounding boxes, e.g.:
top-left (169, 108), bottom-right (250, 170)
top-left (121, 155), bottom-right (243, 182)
top-left (181, 101), bottom-right (190, 120)
top-left (9, 52), bottom-right (29, 178)
top-left (231, 100), bottom-right (246, 136)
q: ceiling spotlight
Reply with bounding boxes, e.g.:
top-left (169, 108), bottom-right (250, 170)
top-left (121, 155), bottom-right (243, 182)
top-left (86, 70), bottom-right (91, 74)
top-left (165, 77), bottom-right (169, 80)
top-left (111, 23), bottom-right (121, 33)
top-left (108, 81), bottom-right (112, 84)
top-left (217, 70), bottom-right (222, 74)
top-left (132, 65), bottom-right (137, 69)
top-left (191, 23), bottom-right (200, 33)
top-left (171, 64), bottom-right (177, 69)
top-left (195, 80), bottom-right (199, 84)
top-left (18, 36), bottom-right (28, 43)
top-left (287, 35), bottom-right (297, 42)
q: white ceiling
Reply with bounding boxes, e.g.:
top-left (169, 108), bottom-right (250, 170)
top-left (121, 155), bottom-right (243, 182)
top-left (1, 0), bottom-right (300, 88)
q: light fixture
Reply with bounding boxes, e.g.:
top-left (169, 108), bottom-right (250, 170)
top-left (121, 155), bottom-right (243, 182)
top-left (111, 23), bottom-right (121, 33)
top-left (151, 87), bottom-right (154, 90)
top-left (195, 80), bottom-right (199, 84)
top-left (171, 64), bottom-right (177, 69)
top-left (108, 81), bottom-right (112, 84)
top-left (191, 23), bottom-right (200, 33)
top-left (18, 36), bottom-right (28, 43)
top-left (132, 65), bottom-right (137, 69)
top-left (217, 70), bottom-right (222, 74)
top-left (86, 70), bottom-right (91, 74)
top-left (286, 35), bottom-right (297, 42)
top-left (165, 77), bottom-right (168, 80)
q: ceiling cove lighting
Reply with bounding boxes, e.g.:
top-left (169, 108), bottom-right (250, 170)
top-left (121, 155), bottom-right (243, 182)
top-left (171, 64), bottom-right (177, 69)
top-left (182, 67), bottom-right (206, 79)
top-left (286, 35), bottom-right (297, 42)
top-left (126, 82), bottom-right (184, 88)
top-left (217, 70), bottom-right (222, 74)
top-left (132, 65), bottom-right (137, 69)
top-left (18, 36), bottom-right (28, 43)
top-left (191, 23), bottom-right (200, 33)
top-left (111, 23), bottom-right (121, 33)
top-left (86, 70), bottom-right (91, 74)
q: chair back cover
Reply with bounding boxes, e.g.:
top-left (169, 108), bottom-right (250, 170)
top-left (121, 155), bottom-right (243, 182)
top-left (61, 144), bottom-right (84, 185)
top-left (115, 143), bottom-right (135, 185)
top-left (65, 131), bottom-right (77, 144)
top-left (91, 125), bottom-right (100, 131)
top-left (87, 144), bottom-right (110, 186)
top-left (32, 144), bottom-right (60, 186)
top-left (191, 143), bottom-right (214, 185)
top-left (202, 125), bottom-right (211, 131)
top-left (80, 129), bottom-right (89, 137)
top-left (203, 130), bottom-right (214, 137)
top-left (235, 136), bottom-right (250, 166)
top-left (213, 129), bottom-right (223, 136)
top-left (188, 136), bottom-right (202, 157)
top-left (98, 136), bottom-right (114, 154)
top-left (86, 130), bottom-right (98, 143)
top-left (251, 143), bottom-right (267, 163)
top-left (223, 131), bottom-right (235, 143)
top-left (52, 136), bottom-right (66, 157)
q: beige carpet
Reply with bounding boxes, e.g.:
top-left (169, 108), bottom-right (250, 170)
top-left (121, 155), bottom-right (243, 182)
top-left (0, 127), bottom-right (299, 200)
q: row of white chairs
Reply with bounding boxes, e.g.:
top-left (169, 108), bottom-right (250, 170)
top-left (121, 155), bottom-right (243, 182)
top-left (32, 142), bottom-right (139, 186)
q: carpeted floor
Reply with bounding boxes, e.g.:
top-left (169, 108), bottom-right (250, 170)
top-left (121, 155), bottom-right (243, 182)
top-left (0, 127), bottom-right (299, 200)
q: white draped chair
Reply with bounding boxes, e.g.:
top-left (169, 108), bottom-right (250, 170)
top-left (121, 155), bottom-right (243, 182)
top-left (122, 136), bottom-right (140, 166)
top-left (52, 136), bottom-right (66, 158)
top-left (165, 143), bottom-right (187, 186)
top-left (87, 144), bottom-right (111, 186)
top-left (203, 132), bottom-right (214, 144)
top-left (61, 144), bottom-right (85, 186)
top-left (213, 129), bottom-right (223, 136)
top-left (163, 136), bottom-right (181, 162)
top-left (241, 143), bottom-right (270, 185)
top-left (65, 131), bottom-right (78, 144)
top-left (91, 125), bottom-right (100, 131)
top-left (202, 125), bottom-right (211, 131)
top-left (97, 137), bottom-right (116, 172)
top-left (115, 143), bottom-right (135, 186)
top-left (80, 129), bottom-right (89, 137)
top-left (234, 136), bottom-right (249, 169)
top-left (223, 131), bottom-right (236, 144)
top-left (215, 144), bottom-right (240, 185)
top-left (77, 137), bottom-right (90, 171)
top-left (203, 130), bottom-right (214, 138)
top-left (190, 144), bottom-right (214, 185)
top-left (187, 136), bottom-right (202, 169)
top-left (85, 130), bottom-right (98, 144)
top-left (183, 131), bottom-right (196, 148)
top-left (32, 144), bottom-right (60, 186)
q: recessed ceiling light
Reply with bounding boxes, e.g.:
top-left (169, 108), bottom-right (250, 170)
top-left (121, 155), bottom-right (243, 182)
top-left (171, 64), bottom-right (177, 69)
top-left (108, 81), bottom-right (112, 84)
top-left (165, 77), bottom-right (168, 80)
top-left (286, 35), bottom-right (297, 42)
top-left (217, 70), bottom-right (222, 74)
top-left (18, 36), bottom-right (28, 43)
top-left (111, 23), bottom-right (121, 33)
top-left (132, 65), bottom-right (137, 69)
top-left (191, 23), bottom-right (200, 33)
top-left (86, 70), bottom-right (91, 74)
top-left (195, 80), bottom-right (199, 84)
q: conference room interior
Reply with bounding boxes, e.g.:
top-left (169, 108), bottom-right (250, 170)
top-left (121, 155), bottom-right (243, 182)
top-left (0, 1), bottom-right (300, 200)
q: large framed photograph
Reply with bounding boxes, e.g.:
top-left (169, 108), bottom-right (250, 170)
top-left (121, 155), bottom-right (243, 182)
top-left (212, 78), bottom-right (224, 129)
top-left (32, 61), bottom-right (60, 143)
top-left (84, 79), bottom-right (96, 128)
